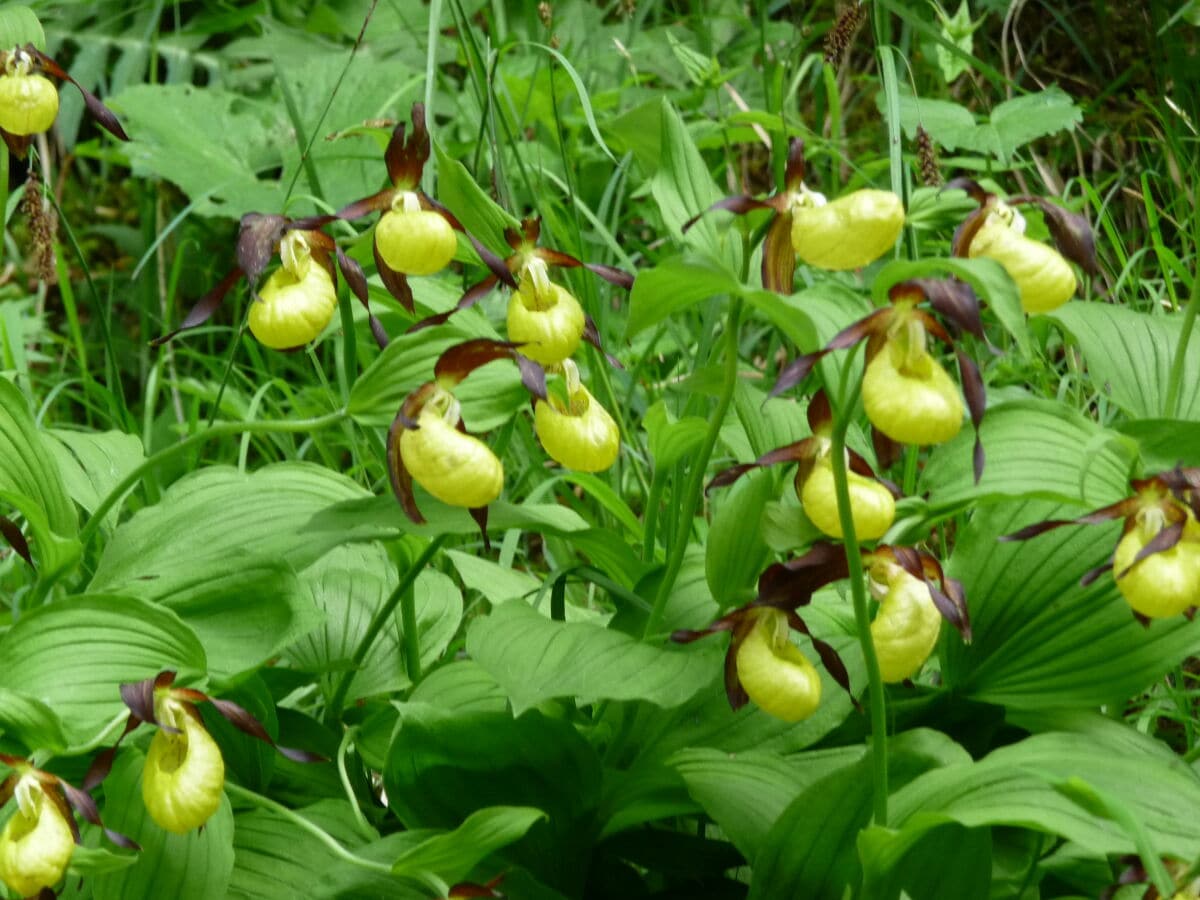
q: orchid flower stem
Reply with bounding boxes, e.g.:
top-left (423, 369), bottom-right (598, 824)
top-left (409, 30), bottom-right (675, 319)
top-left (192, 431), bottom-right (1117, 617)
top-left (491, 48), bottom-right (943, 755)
top-left (224, 782), bottom-right (393, 875)
top-left (326, 534), bottom-right (447, 726)
top-left (829, 388), bottom-right (889, 827)
top-left (643, 297), bottom-right (743, 640)
top-left (77, 411), bottom-right (349, 551)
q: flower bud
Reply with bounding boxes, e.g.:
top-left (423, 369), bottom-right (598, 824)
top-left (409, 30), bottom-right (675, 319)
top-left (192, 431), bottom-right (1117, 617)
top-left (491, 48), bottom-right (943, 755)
top-left (1112, 512), bottom-right (1200, 619)
top-left (375, 192), bottom-right (458, 276)
top-left (0, 52), bottom-right (58, 136)
top-left (534, 368), bottom-right (619, 472)
top-left (248, 234), bottom-right (338, 349)
top-left (968, 210), bottom-right (1076, 314)
top-left (862, 338), bottom-right (963, 446)
top-left (400, 403), bottom-right (504, 509)
top-left (869, 565), bottom-right (942, 683)
top-left (799, 455), bottom-right (895, 541)
top-left (0, 776), bottom-right (74, 896)
top-left (142, 698), bottom-right (225, 834)
top-left (735, 609), bottom-right (821, 722)
top-left (790, 188), bottom-right (905, 271)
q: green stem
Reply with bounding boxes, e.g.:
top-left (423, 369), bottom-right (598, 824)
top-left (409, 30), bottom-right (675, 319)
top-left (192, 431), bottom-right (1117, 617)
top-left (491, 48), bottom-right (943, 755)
top-left (830, 414), bottom-right (889, 827)
top-left (326, 535), bottom-right (448, 725)
top-left (1164, 273), bottom-right (1199, 417)
top-left (223, 782), bottom-right (392, 875)
top-left (643, 298), bottom-right (742, 640)
top-left (78, 411), bottom-right (348, 549)
top-left (641, 468), bottom-right (665, 563)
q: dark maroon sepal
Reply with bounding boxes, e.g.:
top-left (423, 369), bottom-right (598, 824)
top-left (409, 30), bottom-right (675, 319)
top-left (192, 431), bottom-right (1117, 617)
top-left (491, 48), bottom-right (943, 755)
top-left (1031, 198), bottom-right (1100, 276)
top-left (384, 103), bottom-right (431, 189)
top-left (1115, 520), bottom-right (1184, 579)
top-left (373, 241), bottom-right (414, 313)
top-left (407, 275), bottom-right (500, 333)
top-left (32, 47), bottom-right (129, 142)
top-left (787, 611), bottom-right (855, 703)
top-left (336, 188), bottom-right (395, 222)
top-left (387, 412), bottom-right (426, 525)
top-left (783, 138), bottom-right (806, 192)
top-left (207, 697), bottom-right (325, 763)
top-left (681, 195), bottom-right (775, 233)
top-left (60, 781), bottom-right (139, 850)
top-left (762, 211), bottom-right (796, 294)
top-left (434, 338), bottom-right (525, 385)
top-left (336, 247), bottom-right (389, 349)
top-left (152, 266), bottom-right (244, 346)
top-left (0, 516), bottom-right (32, 567)
top-left (470, 505), bottom-right (492, 553)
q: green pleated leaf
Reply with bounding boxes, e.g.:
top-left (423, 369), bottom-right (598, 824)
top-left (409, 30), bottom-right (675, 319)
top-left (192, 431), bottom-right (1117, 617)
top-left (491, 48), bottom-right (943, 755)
top-left (749, 731), bottom-right (977, 900)
top-left (943, 500), bottom-right (1200, 709)
top-left (920, 398), bottom-right (1135, 515)
top-left (0, 594), bottom-right (206, 745)
top-left (390, 805), bottom-right (546, 886)
top-left (0, 686), bottom-right (68, 753)
top-left (0, 6), bottom-right (45, 50)
top-left (650, 99), bottom-right (741, 270)
top-left (433, 143), bottom-right (520, 256)
top-left (228, 800), bottom-right (429, 900)
top-left (667, 747), bottom-right (861, 860)
top-left (0, 377), bottom-right (78, 538)
top-left (705, 469), bottom-right (773, 608)
top-left (643, 400), bottom-right (708, 470)
top-left (288, 543), bottom-right (461, 701)
top-left (1117, 418), bottom-right (1200, 469)
top-left (93, 749), bottom-right (234, 900)
top-left (143, 554), bottom-right (322, 684)
top-left (882, 724), bottom-right (1200, 862)
top-left (90, 463), bottom-right (369, 593)
top-left (860, 823), bottom-right (992, 900)
top-left (302, 494), bottom-right (589, 544)
top-left (748, 755), bottom-right (874, 899)
top-left (627, 257), bottom-right (741, 337)
top-left (44, 428), bottom-right (145, 534)
top-left (383, 703), bottom-right (602, 895)
top-left (466, 601), bottom-right (721, 713)
top-left (1050, 302), bottom-right (1200, 421)
top-left (348, 324), bottom-right (526, 430)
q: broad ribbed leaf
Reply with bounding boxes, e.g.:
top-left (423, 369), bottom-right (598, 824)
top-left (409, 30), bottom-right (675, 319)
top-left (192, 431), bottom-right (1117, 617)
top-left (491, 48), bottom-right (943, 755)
top-left (348, 324), bottom-right (526, 430)
top-left (0, 687), bottom-right (68, 753)
top-left (705, 469), bottom-right (773, 608)
top-left (1050, 303), bottom-right (1200, 421)
top-left (944, 500), bottom-right (1200, 709)
top-left (289, 543), bottom-right (461, 701)
top-left (93, 750), bottom-right (234, 900)
top-left (91, 463), bottom-right (369, 592)
top-left (1118, 418), bottom-right (1200, 468)
top-left (0, 594), bottom-right (206, 744)
top-left (45, 428), bottom-right (145, 533)
top-left (883, 725), bottom-right (1200, 861)
top-left (383, 703), bottom-right (601, 895)
top-left (0, 377), bottom-right (77, 536)
top-left (228, 801), bottom-right (429, 900)
top-left (627, 257), bottom-right (741, 337)
top-left (920, 398), bottom-right (1134, 515)
top-left (650, 99), bottom-right (741, 270)
top-left (668, 747), bottom-right (861, 860)
top-left (390, 806), bottom-right (545, 884)
top-left (750, 731), bottom-right (977, 900)
top-left (466, 601), bottom-right (720, 713)
top-left (150, 556), bottom-right (322, 683)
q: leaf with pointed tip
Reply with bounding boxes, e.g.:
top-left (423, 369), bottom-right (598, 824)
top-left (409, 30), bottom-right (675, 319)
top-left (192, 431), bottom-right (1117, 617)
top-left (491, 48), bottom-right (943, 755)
top-left (0, 596), bottom-right (206, 745)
